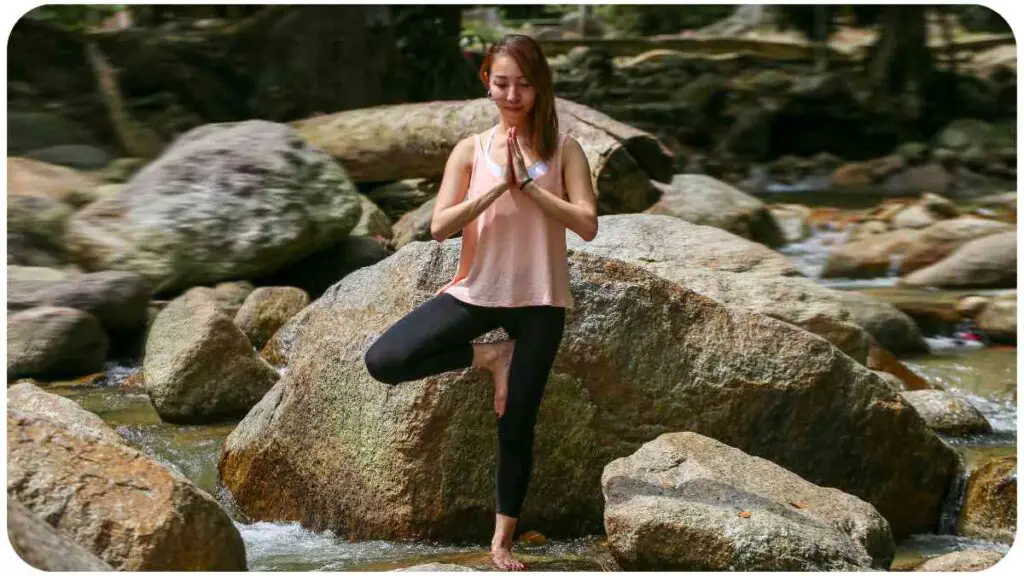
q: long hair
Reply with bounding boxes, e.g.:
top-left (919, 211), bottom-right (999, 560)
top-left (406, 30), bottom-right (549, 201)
top-left (479, 34), bottom-right (559, 162)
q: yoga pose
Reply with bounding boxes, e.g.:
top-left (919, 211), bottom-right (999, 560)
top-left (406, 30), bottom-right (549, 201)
top-left (364, 34), bottom-right (598, 571)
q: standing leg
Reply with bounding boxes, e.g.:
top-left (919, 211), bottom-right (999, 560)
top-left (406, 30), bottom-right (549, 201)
top-left (490, 306), bottom-right (566, 570)
top-left (363, 294), bottom-right (499, 385)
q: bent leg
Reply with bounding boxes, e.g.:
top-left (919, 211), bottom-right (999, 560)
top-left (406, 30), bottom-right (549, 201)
top-left (494, 306), bottom-right (566, 518)
top-left (364, 293), bottom-right (497, 385)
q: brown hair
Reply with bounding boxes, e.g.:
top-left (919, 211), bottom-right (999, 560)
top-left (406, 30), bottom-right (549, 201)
top-left (479, 34), bottom-right (559, 162)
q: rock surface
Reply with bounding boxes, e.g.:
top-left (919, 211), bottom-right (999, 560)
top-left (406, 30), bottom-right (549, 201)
top-left (7, 268), bottom-right (151, 334)
top-left (7, 384), bottom-right (247, 570)
top-left (957, 456), bottom-right (1016, 545)
top-left (7, 498), bottom-right (114, 571)
top-left (899, 217), bottom-right (1014, 274)
top-left (601, 432), bottom-right (894, 571)
top-left (913, 549), bottom-right (1006, 572)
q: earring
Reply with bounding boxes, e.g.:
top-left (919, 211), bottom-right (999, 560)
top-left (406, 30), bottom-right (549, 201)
top-left (486, 89), bottom-right (492, 98)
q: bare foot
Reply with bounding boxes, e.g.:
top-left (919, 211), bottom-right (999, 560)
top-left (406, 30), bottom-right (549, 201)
top-left (490, 542), bottom-right (525, 571)
top-left (490, 340), bottom-right (515, 417)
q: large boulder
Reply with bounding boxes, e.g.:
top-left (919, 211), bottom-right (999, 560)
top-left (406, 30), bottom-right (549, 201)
top-left (646, 175), bottom-right (785, 247)
top-left (899, 217), bottom-right (1014, 274)
top-left (7, 498), bottom-right (114, 571)
top-left (7, 307), bottom-right (109, 381)
top-left (568, 215), bottom-right (926, 358)
top-left (957, 456), bottom-right (1016, 545)
top-left (222, 240), bottom-right (958, 544)
top-left (7, 383), bottom-right (247, 570)
top-left (144, 288), bottom-right (279, 423)
top-left (7, 268), bottom-right (151, 335)
top-left (900, 231), bottom-right (1016, 288)
top-left (66, 120), bottom-right (362, 294)
top-left (601, 432), bottom-right (894, 571)
top-left (392, 197), bottom-right (438, 250)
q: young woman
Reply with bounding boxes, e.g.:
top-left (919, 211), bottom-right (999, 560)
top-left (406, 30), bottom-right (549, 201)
top-left (364, 34), bottom-right (598, 571)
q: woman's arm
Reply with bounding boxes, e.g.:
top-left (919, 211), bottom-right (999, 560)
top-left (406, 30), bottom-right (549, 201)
top-left (517, 136), bottom-right (598, 241)
top-left (430, 137), bottom-right (511, 242)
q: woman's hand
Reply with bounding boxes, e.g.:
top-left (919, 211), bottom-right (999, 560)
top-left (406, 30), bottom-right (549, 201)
top-left (508, 127), bottom-right (529, 188)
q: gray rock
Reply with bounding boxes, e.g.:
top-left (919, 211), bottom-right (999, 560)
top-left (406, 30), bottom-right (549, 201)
top-left (899, 216), bottom-right (1013, 274)
top-left (144, 288), bottom-right (279, 423)
top-left (7, 498), bottom-right (114, 571)
top-left (901, 390), bottom-right (993, 436)
top-left (66, 120), bottom-right (362, 293)
top-left (392, 197), bottom-right (437, 250)
top-left (646, 174), bottom-right (785, 247)
top-left (223, 241), bottom-right (957, 544)
top-left (7, 268), bottom-right (151, 334)
top-left (7, 307), bottom-right (109, 381)
top-left (602, 432), bottom-right (894, 571)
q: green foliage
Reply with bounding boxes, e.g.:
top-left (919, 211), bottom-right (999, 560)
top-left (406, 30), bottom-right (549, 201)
top-left (594, 4), bottom-right (737, 36)
top-left (25, 4), bottom-right (125, 31)
top-left (948, 5), bottom-right (1012, 33)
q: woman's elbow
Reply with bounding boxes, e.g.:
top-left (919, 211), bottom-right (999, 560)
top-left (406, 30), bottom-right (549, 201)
top-left (578, 217), bottom-right (598, 242)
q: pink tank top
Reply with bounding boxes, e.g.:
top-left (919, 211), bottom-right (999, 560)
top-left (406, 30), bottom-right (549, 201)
top-left (436, 126), bottom-right (574, 309)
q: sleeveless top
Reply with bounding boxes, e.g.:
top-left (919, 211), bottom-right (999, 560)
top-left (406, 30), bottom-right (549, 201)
top-left (435, 126), bottom-right (574, 309)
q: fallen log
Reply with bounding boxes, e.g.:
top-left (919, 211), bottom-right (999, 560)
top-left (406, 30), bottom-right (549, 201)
top-left (292, 97), bottom-right (674, 214)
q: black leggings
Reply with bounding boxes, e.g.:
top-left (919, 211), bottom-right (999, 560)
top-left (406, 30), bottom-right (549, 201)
top-left (364, 293), bottom-right (566, 519)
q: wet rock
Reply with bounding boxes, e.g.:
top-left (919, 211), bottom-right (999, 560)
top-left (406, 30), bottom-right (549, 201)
top-left (900, 390), bottom-right (993, 436)
top-left (7, 384), bottom-right (248, 570)
top-left (822, 229), bottom-right (919, 279)
top-left (602, 432), bottom-right (894, 571)
top-left (957, 456), bottom-right (1016, 545)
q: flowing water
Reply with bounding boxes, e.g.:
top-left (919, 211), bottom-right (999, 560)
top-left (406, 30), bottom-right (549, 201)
top-left (36, 209), bottom-right (1016, 571)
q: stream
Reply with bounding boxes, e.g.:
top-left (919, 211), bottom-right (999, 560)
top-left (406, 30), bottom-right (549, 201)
top-left (42, 206), bottom-right (1016, 571)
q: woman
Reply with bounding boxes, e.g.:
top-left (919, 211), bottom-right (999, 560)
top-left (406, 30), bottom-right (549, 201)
top-left (364, 34), bottom-right (598, 571)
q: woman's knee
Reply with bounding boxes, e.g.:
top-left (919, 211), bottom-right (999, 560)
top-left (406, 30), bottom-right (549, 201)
top-left (364, 340), bottom-right (404, 385)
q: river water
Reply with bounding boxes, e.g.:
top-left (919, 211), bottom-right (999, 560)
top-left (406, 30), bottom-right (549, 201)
top-left (42, 210), bottom-right (1016, 571)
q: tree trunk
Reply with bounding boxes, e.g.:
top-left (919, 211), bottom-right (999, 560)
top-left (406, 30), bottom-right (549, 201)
top-left (812, 5), bottom-right (830, 73)
top-left (292, 98), bottom-right (675, 214)
top-left (869, 6), bottom-right (933, 99)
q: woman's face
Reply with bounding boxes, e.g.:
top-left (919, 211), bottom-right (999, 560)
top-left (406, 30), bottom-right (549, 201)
top-left (489, 54), bottom-right (535, 119)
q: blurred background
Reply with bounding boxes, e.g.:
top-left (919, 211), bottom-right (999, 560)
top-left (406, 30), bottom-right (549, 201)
top-left (6, 4), bottom-right (1018, 573)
